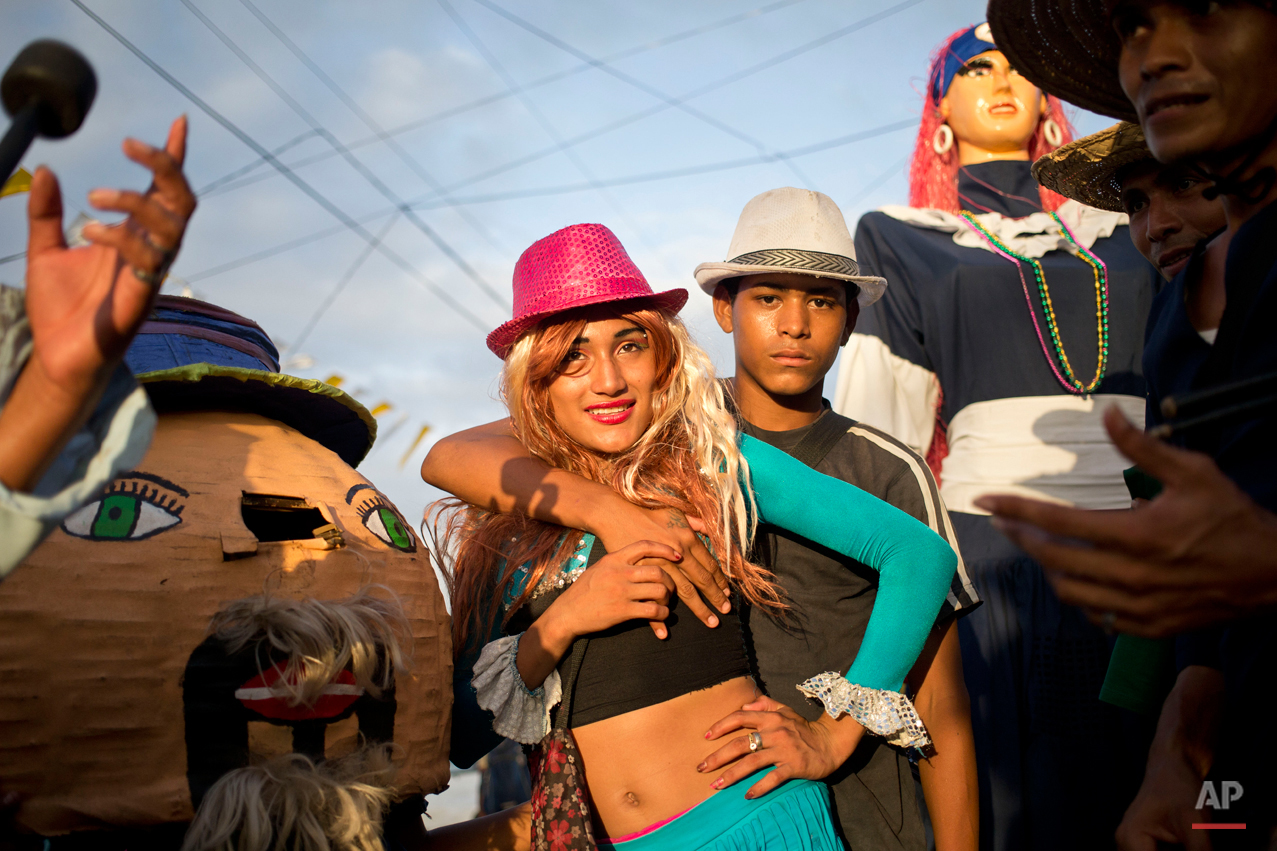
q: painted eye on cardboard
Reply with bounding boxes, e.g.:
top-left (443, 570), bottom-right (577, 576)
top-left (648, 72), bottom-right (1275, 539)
top-left (63, 494), bottom-right (182, 540)
top-left (360, 504), bottom-right (416, 553)
top-left (61, 472), bottom-right (187, 541)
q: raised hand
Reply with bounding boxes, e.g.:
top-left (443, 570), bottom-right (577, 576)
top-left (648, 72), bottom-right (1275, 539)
top-left (25, 115), bottom-right (195, 395)
top-left (0, 116), bottom-right (195, 493)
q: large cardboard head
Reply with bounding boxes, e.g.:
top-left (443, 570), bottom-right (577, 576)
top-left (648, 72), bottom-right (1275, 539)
top-left (0, 297), bottom-right (451, 838)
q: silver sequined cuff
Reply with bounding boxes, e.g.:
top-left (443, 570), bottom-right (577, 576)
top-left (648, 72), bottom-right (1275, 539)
top-left (796, 671), bottom-right (931, 750)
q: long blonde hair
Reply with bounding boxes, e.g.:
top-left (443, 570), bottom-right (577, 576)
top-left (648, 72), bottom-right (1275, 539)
top-left (438, 304), bottom-right (784, 654)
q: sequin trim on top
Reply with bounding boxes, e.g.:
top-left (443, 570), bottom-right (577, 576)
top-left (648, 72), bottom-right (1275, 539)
top-left (529, 533), bottom-right (594, 599)
top-left (797, 671), bottom-right (931, 750)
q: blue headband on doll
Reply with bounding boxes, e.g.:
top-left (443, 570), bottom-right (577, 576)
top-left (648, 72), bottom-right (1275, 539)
top-left (930, 22), bottom-right (999, 102)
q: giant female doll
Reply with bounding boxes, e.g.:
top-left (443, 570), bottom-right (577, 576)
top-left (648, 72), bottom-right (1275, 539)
top-left (832, 23), bottom-right (1159, 851)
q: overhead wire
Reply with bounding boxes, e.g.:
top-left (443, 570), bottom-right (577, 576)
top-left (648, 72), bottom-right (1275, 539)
top-left (195, 128), bottom-right (320, 195)
top-left (69, 0), bottom-right (490, 332)
top-left (286, 211), bottom-right (402, 356)
top-left (406, 118), bottom-right (918, 209)
top-left (179, 0), bottom-right (509, 311)
top-left (190, 0), bottom-right (813, 199)
top-left (468, 0), bottom-right (815, 189)
top-left (435, 0), bottom-right (675, 275)
top-left (210, 0), bottom-right (925, 210)
top-left (184, 116), bottom-right (916, 283)
top-left (235, 0), bottom-right (506, 254)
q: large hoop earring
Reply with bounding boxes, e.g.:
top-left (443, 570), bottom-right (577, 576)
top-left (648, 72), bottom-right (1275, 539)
top-left (932, 124), bottom-right (954, 155)
top-left (1043, 117), bottom-right (1063, 148)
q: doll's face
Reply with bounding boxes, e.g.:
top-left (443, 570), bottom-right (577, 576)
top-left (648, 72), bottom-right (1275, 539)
top-left (0, 411), bottom-right (451, 833)
top-left (941, 50), bottom-right (1047, 155)
top-left (545, 316), bottom-right (658, 456)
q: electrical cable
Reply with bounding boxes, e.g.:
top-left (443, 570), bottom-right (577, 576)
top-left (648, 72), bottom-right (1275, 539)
top-left (235, 0), bottom-right (506, 253)
top-left (191, 0), bottom-right (813, 199)
top-left (184, 116), bottom-right (916, 283)
top-left (436, 0), bottom-right (680, 274)
top-left (195, 129), bottom-right (320, 196)
top-left (194, 0), bottom-right (916, 206)
top-left (405, 117), bottom-right (918, 209)
top-left (469, 0), bottom-right (814, 189)
top-left (286, 211), bottom-right (401, 356)
top-left (70, 0), bottom-right (491, 332)
top-left (180, 0), bottom-right (509, 310)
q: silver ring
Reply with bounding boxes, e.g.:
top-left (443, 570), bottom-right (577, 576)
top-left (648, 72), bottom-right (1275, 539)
top-left (132, 246), bottom-right (176, 289)
top-left (747, 731), bottom-right (762, 753)
top-left (1100, 611), bottom-right (1117, 634)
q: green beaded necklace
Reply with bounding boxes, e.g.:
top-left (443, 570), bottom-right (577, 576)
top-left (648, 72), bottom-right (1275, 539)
top-left (958, 210), bottom-right (1111, 396)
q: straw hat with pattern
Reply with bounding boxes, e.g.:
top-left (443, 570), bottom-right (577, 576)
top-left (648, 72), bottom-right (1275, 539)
top-left (694, 187), bottom-right (886, 306)
top-left (1033, 122), bottom-right (1153, 212)
top-left (987, 0), bottom-right (1137, 122)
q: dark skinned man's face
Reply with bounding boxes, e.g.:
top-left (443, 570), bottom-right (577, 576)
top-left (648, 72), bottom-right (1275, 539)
top-left (1119, 159), bottom-right (1226, 278)
top-left (1113, 1), bottom-right (1277, 164)
top-left (712, 272), bottom-right (858, 399)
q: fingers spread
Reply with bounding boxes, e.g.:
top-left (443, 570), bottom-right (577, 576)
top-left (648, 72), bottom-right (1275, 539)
top-left (87, 188), bottom-right (183, 248)
top-left (122, 136), bottom-right (196, 220)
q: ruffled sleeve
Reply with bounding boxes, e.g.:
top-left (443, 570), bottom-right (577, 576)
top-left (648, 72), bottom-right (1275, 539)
top-left (796, 671), bottom-right (931, 749)
top-left (471, 633), bottom-right (563, 745)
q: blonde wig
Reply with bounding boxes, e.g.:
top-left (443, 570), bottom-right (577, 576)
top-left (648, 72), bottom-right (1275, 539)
top-left (208, 588), bottom-right (411, 708)
top-left (181, 745), bottom-right (397, 851)
top-left (439, 305), bottom-right (785, 655)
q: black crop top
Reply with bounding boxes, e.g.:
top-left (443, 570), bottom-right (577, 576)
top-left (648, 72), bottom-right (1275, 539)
top-left (507, 538), bottom-right (751, 728)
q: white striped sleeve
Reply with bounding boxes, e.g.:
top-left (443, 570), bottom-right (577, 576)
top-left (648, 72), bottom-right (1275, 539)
top-left (849, 423), bottom-right (980, 618)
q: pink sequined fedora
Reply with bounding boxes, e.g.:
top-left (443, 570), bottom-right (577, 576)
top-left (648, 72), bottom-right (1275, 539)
top-left (486, 223), bottom-right (688, 358)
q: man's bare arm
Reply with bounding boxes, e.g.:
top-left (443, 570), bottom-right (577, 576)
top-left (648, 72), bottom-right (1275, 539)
top-left (908, 620), bottom-right (978, 851)
top-left (422, 420), bottom-right (730, 620)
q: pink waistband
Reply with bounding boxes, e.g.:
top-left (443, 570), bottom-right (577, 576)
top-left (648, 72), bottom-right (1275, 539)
top-left (607, 805), bottom-right (695, 844)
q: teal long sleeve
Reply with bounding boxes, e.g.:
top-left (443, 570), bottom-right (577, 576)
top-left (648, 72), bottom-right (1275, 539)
top-left (739, 433), bottom-right (957, 692)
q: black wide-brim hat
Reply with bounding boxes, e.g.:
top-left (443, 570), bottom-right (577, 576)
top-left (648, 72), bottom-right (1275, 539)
top-left (987, 0), bottom-right (1138, 122)
top-left (125, 296), bottom-right (376, 468)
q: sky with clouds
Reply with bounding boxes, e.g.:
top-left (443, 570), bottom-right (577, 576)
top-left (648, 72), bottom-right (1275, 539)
top-left (2, 0), bottom-right (1118, 533)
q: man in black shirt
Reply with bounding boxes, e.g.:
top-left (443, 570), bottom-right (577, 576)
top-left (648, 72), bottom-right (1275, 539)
top-left (693, 187), bottom-right (980, 851)
top-left (985, 0), bottom-right (1277, 844)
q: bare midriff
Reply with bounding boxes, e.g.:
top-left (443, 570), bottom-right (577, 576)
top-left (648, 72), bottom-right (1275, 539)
top-left (570, 676), bottom-right (762, 838)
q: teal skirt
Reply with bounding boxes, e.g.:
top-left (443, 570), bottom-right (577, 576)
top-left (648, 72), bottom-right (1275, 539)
top-left (597, 769), bottom-right (839, 851)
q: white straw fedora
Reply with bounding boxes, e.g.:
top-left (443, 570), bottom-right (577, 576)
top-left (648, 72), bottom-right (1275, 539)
top-left (694, 187), bottom-right (886, 306)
